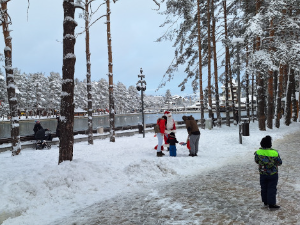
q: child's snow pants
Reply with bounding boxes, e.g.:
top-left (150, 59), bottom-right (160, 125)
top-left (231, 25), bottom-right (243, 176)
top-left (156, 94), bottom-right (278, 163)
top-left (169, 145), bottom-right (177, 157)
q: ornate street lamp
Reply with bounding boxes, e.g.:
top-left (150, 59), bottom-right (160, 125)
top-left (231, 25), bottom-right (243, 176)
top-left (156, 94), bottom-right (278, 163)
top-left (136, 68), bottom-right (146, 138)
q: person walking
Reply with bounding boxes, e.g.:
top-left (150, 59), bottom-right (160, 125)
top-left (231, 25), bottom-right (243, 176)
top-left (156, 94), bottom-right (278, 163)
top-left (155, 117), bottom-right (166, 157)
top-left (167, 132), bottom-right (178, 157)
top-left (182, 115), bottom-right (200, 157)
top-left (234, 110), bottom-right (239, 125)
top-left (254, 135), bottom-right (282, 210)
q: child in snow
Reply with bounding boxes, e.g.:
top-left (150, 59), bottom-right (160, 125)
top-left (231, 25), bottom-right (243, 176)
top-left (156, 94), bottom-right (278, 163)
top-left (167, 132), bottom-right (178, 157)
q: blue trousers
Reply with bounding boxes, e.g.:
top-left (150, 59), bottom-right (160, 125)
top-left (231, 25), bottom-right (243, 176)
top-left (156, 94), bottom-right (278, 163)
top-left (169, 145), bottom-right (176, 157)
top-left (260, 174), bottom-right (278, 205)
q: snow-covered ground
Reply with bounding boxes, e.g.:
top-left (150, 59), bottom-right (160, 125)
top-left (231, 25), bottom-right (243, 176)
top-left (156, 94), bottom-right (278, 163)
top-left (1, 120), bottom-right (300, 225)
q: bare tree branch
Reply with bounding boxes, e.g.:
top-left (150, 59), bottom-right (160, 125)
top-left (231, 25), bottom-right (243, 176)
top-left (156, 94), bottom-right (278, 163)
top-left (152, 0), bottom-right (160, 10)
top-left (27, 0), bottom-right (30, 21)
top-left (76, 14), bottom-right (106, 37)
top-left (90, 1), bottom-right (105, 17)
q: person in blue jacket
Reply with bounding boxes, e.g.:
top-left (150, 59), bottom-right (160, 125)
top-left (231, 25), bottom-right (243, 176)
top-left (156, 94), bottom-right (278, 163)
top-left (254, 135), bottom-right (282, 210)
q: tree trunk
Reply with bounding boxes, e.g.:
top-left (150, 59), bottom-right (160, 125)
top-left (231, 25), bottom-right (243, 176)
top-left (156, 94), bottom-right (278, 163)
top-left (256, 0), bottom-right (266, 131)
top-left (291, 71), bottom-right (297, 122)
top-left (275, 64), bottom-right (283, 128)
top-left (284, 67), bottom-right (292, 126)
top-left (106, 0), bottom-right (115, 142)
top-left (207, 0), bottom-right (213, 119)
top-left (1, 2), bottom-right (21, 156)
top-left (245, 44), bottom-right (250, 119)
top-left (245, 0), bottom-right (250, 119)
top-left (298, 73), bottom-right (300, 122)
top-left (59, 0), bottom-right (76, 164)
top-left (267, 18), bottom-right (274, 129)
top-left (211, 2), bottom-right (221, 127)
top-left (223, 0), bottom-right (230, 126)
top-left (251, 69), bottom-right (255, 122)
top-left (85, 0), bottom-right (93, 145)
top-left (197, 0), bottom-right (205, 129)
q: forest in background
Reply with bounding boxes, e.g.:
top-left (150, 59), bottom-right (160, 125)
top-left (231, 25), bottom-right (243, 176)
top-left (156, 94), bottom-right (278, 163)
top-left (1, 0), bottom-right (300, 160)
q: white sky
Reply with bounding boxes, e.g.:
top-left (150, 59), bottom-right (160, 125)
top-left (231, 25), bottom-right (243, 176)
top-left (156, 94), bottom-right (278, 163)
top-left (0, 0), bottom-right (196, 96)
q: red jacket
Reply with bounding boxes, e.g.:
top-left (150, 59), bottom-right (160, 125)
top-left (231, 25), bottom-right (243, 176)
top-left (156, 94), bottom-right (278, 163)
top-left (157, 118), bottom-right (166, 134)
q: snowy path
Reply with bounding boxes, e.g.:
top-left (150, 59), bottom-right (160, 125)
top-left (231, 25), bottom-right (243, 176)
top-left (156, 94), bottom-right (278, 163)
top-left (54, 131), bottom-right (300, 225)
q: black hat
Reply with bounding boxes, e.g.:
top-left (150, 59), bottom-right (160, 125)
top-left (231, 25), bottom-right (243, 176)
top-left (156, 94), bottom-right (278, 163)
top-left (260, 135), bottom-right (272, 148)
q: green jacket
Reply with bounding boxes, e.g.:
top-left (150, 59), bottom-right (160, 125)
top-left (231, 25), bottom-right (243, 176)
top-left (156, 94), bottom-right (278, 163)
top-left (254, 148), bottom-right (282, 175)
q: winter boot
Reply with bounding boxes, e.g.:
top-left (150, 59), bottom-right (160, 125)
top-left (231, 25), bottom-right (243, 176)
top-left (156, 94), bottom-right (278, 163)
top-left (157, 152), bottom-right (164, 157)
top-left (269, 205), bottom-right (280, 210)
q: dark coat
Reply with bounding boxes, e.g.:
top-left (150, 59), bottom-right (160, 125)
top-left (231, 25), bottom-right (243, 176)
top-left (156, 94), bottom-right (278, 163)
top-left (56, 121), bottom-right (61, 138)
top-left (167, 134), bottom-right (178, 146)
top-left (35, 128), bottom-right (46, 140)
top-left (35, 128), bottom-right (51, 141)
top-left (33, 123), bottom-right (43, 135)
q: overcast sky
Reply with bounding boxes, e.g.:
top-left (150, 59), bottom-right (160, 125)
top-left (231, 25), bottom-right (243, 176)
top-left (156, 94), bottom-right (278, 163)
top-left (0, 0), bottom-right (198, 97)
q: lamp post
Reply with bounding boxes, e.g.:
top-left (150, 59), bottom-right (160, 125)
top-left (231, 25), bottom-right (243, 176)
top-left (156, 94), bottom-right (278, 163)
top-left (136, 68), bottom-right (146, 138)
top-left (232, 38), bottom-right (244, 144)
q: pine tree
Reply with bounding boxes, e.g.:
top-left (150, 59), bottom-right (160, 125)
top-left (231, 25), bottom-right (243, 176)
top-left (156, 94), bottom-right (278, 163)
top-left (106, 0), bottom-right (116, 142)
top-left (197, 0), bottom-right (205, 129)
top-left (211, 0), bottom-right (221, 127)
top-left (84, 0), bottom-right (93, 145)
top-left (59, 0), bottom-right (84, 164)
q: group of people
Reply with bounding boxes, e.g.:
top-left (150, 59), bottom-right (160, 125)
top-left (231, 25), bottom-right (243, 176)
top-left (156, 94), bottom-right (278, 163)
top-left (154, 112), bottom-right (282, 210)
top-left (154, 111), bottom-right (200, 157)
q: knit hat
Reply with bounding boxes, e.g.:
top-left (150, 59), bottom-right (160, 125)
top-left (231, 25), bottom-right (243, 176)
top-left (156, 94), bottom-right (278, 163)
top-left (260, 135), bottom-right (272, 148)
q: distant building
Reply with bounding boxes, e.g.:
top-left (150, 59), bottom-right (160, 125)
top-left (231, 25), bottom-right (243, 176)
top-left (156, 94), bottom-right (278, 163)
top-left (74, 108), bottom-right (87, 117)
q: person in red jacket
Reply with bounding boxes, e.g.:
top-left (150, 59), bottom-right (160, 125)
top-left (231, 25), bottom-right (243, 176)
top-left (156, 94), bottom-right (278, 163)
top-left (155, 117), bottom-right (166, 157)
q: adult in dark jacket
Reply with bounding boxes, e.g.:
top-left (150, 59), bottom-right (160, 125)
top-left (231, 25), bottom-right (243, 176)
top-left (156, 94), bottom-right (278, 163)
top-left (56, 117), bottom-right (61, 138)
top-left (35, 127), bottom-right (51, 140)
top-left (254, 135), bottom-right (282, 210)
top-left (33, 121), bottom-right (43, 135)
top-left (182, 115), bottom-right (200, 157)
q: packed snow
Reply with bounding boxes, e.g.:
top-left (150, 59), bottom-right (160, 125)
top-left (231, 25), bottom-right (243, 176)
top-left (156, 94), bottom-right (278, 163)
top-left (0, 120), bottom-right (300, 225)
